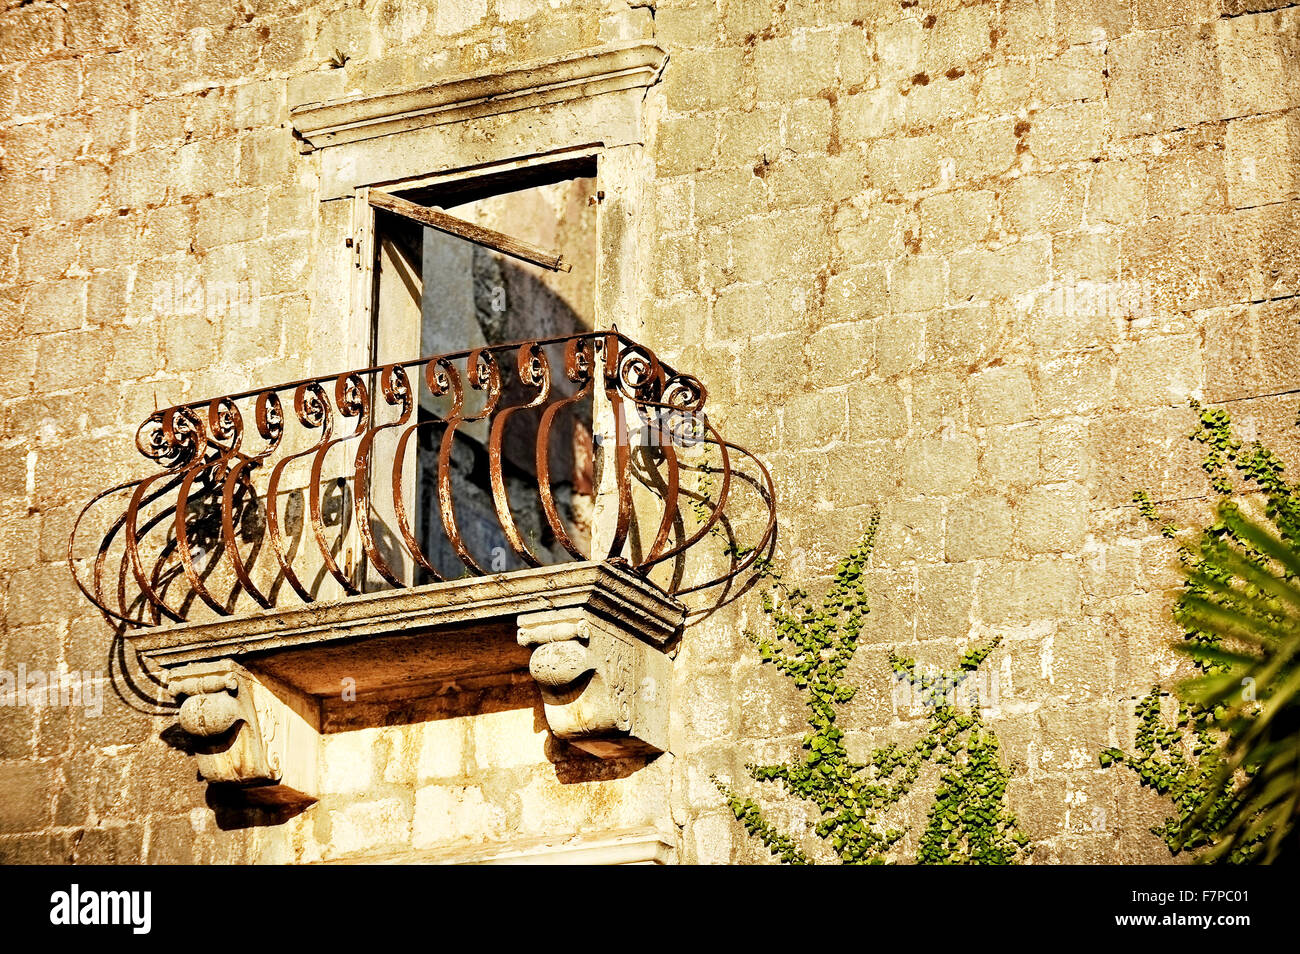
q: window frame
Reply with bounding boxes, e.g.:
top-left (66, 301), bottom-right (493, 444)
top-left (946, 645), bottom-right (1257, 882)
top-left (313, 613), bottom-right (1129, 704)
top-left (348, 146), bottom-right (611, 373)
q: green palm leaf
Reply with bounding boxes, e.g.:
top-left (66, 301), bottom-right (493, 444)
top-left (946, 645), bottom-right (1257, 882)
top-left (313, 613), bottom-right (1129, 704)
top-left (1178, 502), bottom-right (1300, 863)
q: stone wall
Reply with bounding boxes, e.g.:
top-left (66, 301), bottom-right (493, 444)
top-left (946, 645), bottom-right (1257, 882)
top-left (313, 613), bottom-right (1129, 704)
top-left (1, 0), bottom-right (1298, 863)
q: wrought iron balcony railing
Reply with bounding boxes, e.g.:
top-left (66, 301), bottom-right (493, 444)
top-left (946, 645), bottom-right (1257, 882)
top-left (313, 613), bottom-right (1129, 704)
top-left (69, 331), bottom-right (775, 629)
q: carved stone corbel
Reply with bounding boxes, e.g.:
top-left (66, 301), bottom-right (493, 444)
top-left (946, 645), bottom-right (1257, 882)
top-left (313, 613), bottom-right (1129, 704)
top-left (166, 659), bottom-right (315, 806)
top-left (518, 607), bottom-right (673, 758)
top-left (168, 660), bottom-right (276, 784)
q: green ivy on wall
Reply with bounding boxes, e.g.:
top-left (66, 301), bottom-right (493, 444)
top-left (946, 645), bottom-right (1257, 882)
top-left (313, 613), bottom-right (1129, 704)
top-left (1098, 689), bottom-right (1251, 859)
top-left (1101, 402), bottom-right (1278, 862)
top-left (714, 517), bottom-right (1031, 864)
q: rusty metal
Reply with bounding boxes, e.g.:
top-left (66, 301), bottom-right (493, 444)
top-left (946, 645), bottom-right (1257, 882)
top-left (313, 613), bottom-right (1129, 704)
top-left (69, 331), bottom-right (776, 628)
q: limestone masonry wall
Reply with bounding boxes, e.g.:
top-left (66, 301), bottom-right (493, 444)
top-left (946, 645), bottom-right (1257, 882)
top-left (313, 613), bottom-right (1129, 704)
top-left (1, 0), bottom-right (1298, 863)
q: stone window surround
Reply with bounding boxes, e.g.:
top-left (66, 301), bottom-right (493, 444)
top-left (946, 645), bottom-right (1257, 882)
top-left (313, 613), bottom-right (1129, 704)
top-left (288, 39), bottom-right (669, 354)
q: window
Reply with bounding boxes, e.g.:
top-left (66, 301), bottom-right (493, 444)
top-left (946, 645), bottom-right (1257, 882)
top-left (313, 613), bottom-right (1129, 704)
top-left (365, 158), bottom-right (599, 587)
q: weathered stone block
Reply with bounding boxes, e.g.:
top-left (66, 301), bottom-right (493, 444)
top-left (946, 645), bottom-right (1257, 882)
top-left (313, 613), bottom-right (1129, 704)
top-left (1120, 213), bottom-right (1256, 312)
top-left (971, 364), bottom-right (1036, 425)
top-left (873, 496), bottom-right (946, 565)
top-left (890, 254), bottom-right (948, 311)
top-left (1040, 419), bottom-right (1091, 484)
top-left (1225, 112), bottom-right (1300, 209)
top-left (1003, 171), bottom-right (1085, 235)
top-left (846, 380), bottom-right (908, 440)
top-left (904, 72), bottom-right (978, 129)
top-left (737, 662), bottom-right (806, 738)
top-left (754, 31), bottom-right (837, 102)
top-left (1205, 299), bottom-right (1300, 402)
top-left (1087, 407), bottom-right (1208, 507)
top-left (1115, 334), bottom-right (1202, 408)
top-left (947, 495), bottom-right (1015, 562)
top-left (663, 48), bottom-right (745, 111)
top-left (6, 566), bottom-right (81, 629)
top-left (875, 17), bottom-right (924, 78)
top-left (874, 312), bottom-right (926, 377)
top-left (928, 302), bottom-right (996, 366)
top-left (1035, 350), bottom-right (1115, 417)
top-left (671, 671), bottom-right (733, 748)
top-left (840, 86), bottom-right (905, 144)
top-left (13, 60), bottom-right (81, 119)
top-left (911, 370), bottom-right (968, 435)
top-left (948, 118), bottom-right (1018, 183)
top-left (978, 557), bottom-right (1083, 624)
top-left (949, 239), bottom-right (1050, 302)
top-left (867, 134), bottom-right (942, 195)
top-left (715, 106), bottom-right (780, 164)
top-left (929, 5), bottom-right (994, 69)
top-left (1038, 45), bottom-right (1106, 104)
top-left (1215, 11), bottom-right (1300, 119)
top-left (22, 278), bottom-right (85, 335)
top-left (1017, 482), bottom-right (1089, 554)
top-left (0, 5), bottom-right (63, 61)
top-left (833, 199), bottom-right (910, 266)
top-left (327, 795), bottom-right (412, 855)
top-left (902, 434), bottom-right (979, 496)
top-left (0, 763), bottom-right (55, 833)
top-left (1052, 230), bottom-right (1120, 283)
top-left (1108, 27), bottom-right (1222, 136)
top-left (194, 191), bottom-right (266, 250)
top-left (1026, 102), bottom-right (1106, 163)
top-left (411, 784), bottom-right (505, 848)
top-left (916, 563), bottom-right (977, 640)
top-left (1054, 0), bottom-right (1130, 43)
top-left (656, 114), bottom-right (717, 176)
top-left (919, 189), bottom-right (995, 252)
top-left (655, 3), bottom-right (720, 48)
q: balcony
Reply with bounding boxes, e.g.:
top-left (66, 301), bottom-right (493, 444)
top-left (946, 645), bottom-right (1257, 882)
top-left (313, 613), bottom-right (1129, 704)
top-left (68, 331), bottom-right (774, 800)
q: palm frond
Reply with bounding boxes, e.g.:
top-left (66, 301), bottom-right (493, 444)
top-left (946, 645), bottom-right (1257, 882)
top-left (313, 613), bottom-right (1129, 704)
top-left (1178, 502), bottom-right (1300, 863)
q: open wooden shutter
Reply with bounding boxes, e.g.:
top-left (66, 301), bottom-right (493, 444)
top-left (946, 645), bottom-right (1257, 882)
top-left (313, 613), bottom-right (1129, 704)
top-left (368, 190), bottom-right (573, 273)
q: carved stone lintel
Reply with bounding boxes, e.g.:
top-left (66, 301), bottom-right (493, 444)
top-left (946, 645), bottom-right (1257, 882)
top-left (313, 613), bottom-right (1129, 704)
top-left (289, 40), bottom-right (668, 150)
top-left (518, 607), bottom-right (672, 758)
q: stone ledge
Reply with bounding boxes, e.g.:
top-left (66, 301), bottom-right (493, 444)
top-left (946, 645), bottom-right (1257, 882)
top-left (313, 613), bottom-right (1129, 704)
top-left (129, 560), bottom-right (684, 670)
top-left (130, 562), bottom-right (685, 806)
top-left (321, 825), bottom-right (675, 865)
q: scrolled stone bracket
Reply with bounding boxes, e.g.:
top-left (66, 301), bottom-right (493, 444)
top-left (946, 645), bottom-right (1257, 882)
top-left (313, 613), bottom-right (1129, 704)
top-left (518, 603), bottom-right (676, 759)
top-left (167, 659), bottom-right (280, 786)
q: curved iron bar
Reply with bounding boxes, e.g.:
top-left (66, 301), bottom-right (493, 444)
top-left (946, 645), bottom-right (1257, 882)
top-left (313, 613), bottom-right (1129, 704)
top-left (68, 331), bottom-right (777, 627)
top-left (355, 364), bottom-right (414, 588)
top-left (489, 342), bottom-right (551, 568)
top-left (219, 391), bottom-right (284, 608)
top-left (436, 347), bottom-right (503, 575)
top-left (534, 338), bottom-right (596, 561)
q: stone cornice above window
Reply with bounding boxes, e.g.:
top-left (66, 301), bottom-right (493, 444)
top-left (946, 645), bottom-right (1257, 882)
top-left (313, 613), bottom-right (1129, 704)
top-left (289, 41), bottom-right (668, 153)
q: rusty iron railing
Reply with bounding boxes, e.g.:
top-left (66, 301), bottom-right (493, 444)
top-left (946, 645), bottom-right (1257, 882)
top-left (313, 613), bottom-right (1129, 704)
top-left (70, 331), bottom-right (775, 629)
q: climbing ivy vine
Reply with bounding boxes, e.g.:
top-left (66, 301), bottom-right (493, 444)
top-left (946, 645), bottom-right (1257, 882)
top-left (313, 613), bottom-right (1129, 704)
top-left (1101, 401), bottom-right (1286, 863)
top-left (1098, 688), bottom-right (1252, 859)
top-left (714, 517), bottom-right (1031, 864)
